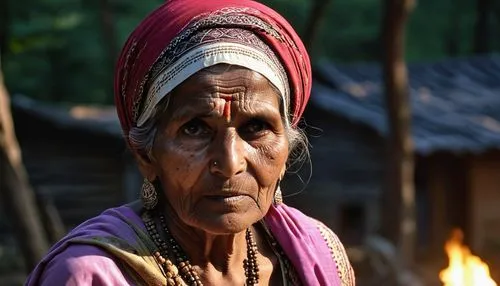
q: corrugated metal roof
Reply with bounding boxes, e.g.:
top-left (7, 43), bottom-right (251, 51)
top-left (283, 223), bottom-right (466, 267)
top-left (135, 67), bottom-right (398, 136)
top-left (312, 54), bottom-right (500, 154)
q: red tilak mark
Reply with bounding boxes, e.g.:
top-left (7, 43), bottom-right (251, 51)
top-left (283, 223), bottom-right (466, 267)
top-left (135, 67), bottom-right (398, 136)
top-left (220, 96), bottom-right (233, 122)
top-left (223, 102), bottom-right (231, 122)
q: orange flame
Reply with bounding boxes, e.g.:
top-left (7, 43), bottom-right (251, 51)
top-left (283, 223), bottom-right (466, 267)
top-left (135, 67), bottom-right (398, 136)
top-left (439, 229), bottom-right (497, 286)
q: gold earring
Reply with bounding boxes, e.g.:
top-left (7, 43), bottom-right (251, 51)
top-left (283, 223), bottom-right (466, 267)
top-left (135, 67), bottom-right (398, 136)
top-left (141, 179), bottom-right (158, 210)
top-left (273, 181), bottom-right (283, 205)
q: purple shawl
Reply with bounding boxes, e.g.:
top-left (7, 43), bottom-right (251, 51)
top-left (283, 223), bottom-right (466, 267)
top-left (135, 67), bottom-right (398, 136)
top-left (26, 203), bottom-right (348, 285)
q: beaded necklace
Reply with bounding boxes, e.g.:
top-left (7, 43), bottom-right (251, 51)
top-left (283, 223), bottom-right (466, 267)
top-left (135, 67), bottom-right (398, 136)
top-left (143, 211), bottom-right (260, 286)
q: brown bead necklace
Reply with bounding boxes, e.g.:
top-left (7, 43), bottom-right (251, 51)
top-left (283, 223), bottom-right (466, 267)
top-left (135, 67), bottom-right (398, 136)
top-left (143, 211), bottom-right (260, 286)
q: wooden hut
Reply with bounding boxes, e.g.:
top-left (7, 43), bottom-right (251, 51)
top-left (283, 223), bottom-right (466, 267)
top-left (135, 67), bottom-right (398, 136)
top-left (287, 55), bottom-right (500, 261)
top-left (7, 95), bottom-right (141, 230)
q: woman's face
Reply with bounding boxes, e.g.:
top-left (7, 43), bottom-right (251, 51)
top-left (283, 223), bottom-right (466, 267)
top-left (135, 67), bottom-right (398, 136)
top-left (144, 65), bottom-right (289, 235)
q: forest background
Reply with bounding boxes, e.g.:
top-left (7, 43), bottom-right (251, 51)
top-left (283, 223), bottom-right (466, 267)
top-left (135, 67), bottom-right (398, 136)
top-left (2, 0), bottom-right (500, 106)
top-left (2, 0), bottom-right (500, 284)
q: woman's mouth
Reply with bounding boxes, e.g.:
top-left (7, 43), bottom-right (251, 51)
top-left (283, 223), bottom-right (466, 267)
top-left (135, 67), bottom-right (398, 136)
top-left (206, 195), bottom-right (246, 203)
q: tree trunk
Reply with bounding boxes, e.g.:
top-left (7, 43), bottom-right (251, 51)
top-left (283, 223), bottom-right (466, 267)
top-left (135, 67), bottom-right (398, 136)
top-left (496, 3), bottom-right (500, 51)
top-left (0, 0), bottom-right (9, 58)
top-left (473, 0), bottom-right (492, 54)
top-left (446, 0), bottom-right (460, 56)
top-left (36, 194), bottom-right (66, 243)
top-left (99, 0), bottom-right (118, 66)
top-left (303, 0), bottom-right (332, 52)
top-left (48, 49), bottom-right (65, 102)
top-left (98, 0), bottom-right (118, 103)
top-left (0, 64), bottom-right (49, 271)
top-left (381, 0), bottom-right (416, 266)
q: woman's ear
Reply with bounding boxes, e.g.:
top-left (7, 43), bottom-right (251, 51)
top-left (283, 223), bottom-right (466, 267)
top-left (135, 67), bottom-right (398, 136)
top-left (133, 151), bottom-right (157, 181)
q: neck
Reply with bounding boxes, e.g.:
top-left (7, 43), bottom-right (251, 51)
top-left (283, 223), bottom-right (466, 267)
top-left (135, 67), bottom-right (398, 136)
top-left (160, 204), bottom-right (249, 273)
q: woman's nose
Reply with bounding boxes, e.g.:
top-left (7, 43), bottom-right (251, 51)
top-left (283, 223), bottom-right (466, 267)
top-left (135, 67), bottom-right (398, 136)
top-left (210, 130), bottom-right (246, 178)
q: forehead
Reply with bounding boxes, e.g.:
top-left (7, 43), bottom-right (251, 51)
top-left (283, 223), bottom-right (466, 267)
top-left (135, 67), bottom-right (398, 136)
top-left (170, 65), bottom-right (281, 106)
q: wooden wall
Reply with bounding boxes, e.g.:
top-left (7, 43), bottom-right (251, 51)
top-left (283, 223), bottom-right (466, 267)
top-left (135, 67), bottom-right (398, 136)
top-left (285, 105), bottom-right (386, 245)
top-left (417, 153), bottom-right (469, 258)
top-left (467, 151), bottom-right (500, 254)
top-left (419, 151), bottom-right (500, 263)
top-left (2, 106), bottom-right (141, 232)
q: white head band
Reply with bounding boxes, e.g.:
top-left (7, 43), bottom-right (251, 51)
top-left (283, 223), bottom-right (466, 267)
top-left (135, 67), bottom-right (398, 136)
top-left (137, 41), bottom-right (290, 127)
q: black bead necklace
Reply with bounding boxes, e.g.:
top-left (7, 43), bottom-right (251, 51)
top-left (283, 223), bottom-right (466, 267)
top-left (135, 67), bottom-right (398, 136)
top-left (144, 211), bottom-right (260, 286)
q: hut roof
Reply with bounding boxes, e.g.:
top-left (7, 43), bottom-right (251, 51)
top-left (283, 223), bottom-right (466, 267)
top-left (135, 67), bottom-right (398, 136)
top-left (11, 95), bottom-right (122, 138)
top-left (312, 54), bottom-right (500, 154)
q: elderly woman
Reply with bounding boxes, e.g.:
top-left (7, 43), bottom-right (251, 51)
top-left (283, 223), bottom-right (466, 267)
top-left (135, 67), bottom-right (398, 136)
top-left (26, 0), bottom-right (354, 285)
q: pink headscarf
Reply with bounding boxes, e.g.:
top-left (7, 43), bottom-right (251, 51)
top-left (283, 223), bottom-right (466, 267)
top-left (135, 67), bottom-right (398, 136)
top-left (114, 0), bottom-right (311, 144)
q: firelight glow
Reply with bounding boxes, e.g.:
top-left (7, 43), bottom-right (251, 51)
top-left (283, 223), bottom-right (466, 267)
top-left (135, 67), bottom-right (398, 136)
top-left (439, 229), bottom-right (497, 286)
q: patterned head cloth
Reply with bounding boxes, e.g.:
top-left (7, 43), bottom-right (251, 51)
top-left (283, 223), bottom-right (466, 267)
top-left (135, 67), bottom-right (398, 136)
top-left (114, 0), bottom-right (311, 143)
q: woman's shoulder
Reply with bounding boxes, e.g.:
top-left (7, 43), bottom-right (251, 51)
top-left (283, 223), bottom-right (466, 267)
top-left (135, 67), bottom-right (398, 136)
top-left (78, 203), bottom-right (144, 233)
top-left (36, 244), bottom-right (133, 285)
top-left (269, 204), bottom-right (356, 286)
top-left (26, 204), bottom-right (145, 285)
top-left (313, 219), bottom-right (356, 286)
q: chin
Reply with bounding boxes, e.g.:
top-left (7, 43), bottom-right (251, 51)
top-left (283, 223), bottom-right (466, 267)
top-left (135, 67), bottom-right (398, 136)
top-left (185, 196), bottom-right (271, 234)
top-left (192, 212), bottom-right (264, 235)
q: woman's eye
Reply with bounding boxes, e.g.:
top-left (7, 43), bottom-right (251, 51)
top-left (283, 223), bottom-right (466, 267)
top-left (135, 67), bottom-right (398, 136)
top-left (242, 119), bottom-right (270, 135)
top-left (181, 119), bottom-right (210, 137)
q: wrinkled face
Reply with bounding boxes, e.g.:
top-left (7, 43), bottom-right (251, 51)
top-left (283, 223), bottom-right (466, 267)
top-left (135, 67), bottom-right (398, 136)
top-left (142, 65), bottom-right (289, 235)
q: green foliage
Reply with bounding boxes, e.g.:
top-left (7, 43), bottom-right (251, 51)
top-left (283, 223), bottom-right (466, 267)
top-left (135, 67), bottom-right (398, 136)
top-left (2, 0), bottom-right (500, 105)
top-left (3, 0), bottom-right (162, 104)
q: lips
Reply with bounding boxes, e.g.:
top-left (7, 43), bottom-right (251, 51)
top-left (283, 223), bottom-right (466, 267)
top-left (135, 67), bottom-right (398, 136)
top-left (203, 180), bottom-right (253, 203)
top-left (206, 195), bottom-right (247, 203)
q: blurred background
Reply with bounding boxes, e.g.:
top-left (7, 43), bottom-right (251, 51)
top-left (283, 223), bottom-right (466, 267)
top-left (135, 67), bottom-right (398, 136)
top-left (1, 0), bottom-right (500, 285)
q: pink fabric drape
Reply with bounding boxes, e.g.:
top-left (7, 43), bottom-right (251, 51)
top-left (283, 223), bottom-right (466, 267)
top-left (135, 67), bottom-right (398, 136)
top-left (26, 204), bottom-right (342, 285)
top-left (265, 204), bottom-right (342, 286)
